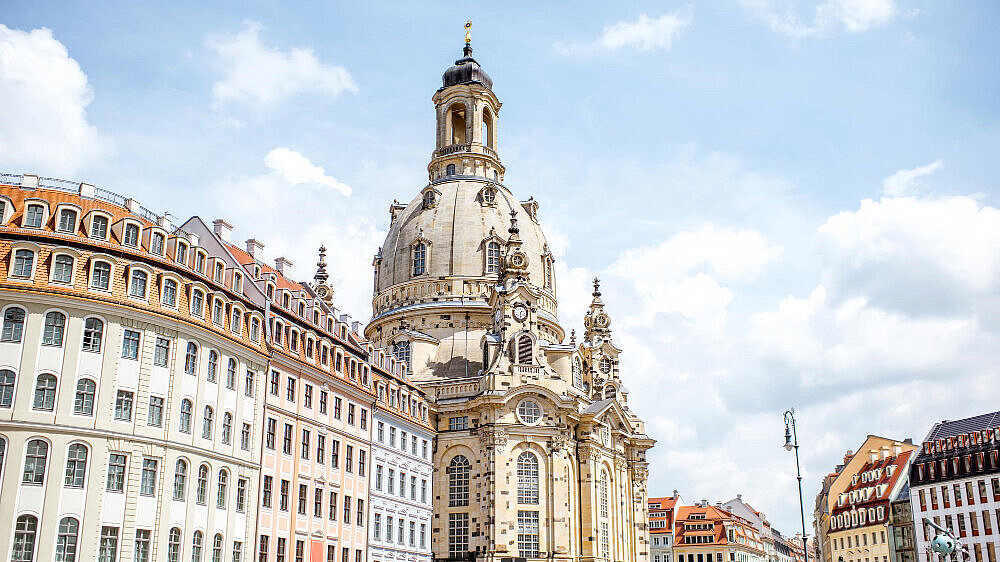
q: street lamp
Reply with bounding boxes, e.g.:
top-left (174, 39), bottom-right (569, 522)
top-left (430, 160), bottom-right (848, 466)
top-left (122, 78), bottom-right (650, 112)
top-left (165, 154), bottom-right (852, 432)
top-left (784, 408), bottom-right (809, 562)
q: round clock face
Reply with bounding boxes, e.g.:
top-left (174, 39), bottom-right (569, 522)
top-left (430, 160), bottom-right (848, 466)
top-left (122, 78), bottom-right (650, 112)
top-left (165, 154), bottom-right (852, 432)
top-left (595, 313), bottom-right (609, 327)
top-left (513, 304), bottom-right (528, 322)
top-left (317, 286), bottom-right (328, 297)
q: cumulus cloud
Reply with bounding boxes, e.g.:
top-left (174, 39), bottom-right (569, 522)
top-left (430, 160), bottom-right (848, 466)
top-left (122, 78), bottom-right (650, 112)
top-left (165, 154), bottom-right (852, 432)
top-left (743, 0), bottom-right (898, 37)
top-left (0, 24), bottom-right (112, 175)
top-left (207, 21), bottom-right (357, 108)
top-left (882, 159), bottom-right (942, 196)
top-left (208, 148), bottom-right (375, 320)
top-left (556, 10), bottom-right (692, 54)
top-left (265, 147), bottom-right (352, 195)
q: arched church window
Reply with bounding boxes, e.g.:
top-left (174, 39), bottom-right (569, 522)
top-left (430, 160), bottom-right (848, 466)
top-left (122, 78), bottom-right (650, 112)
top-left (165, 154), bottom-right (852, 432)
top-left (509, 333), bottom-right (532, 365)
top-left (486, 242), bottom-right (500, 274)
top-left (393, 341), bottom-right (411, 373)
top-left (482, 187), bottom-right (496, 205)
top-left (448, 455), bottom-right (470, 507)
top-left (516, 451), bottom-right (539, 504)
top-left (449, 104), bottom-right (467, 144)
top-left (423, 190), bottom-right (437, 207)
top-left (599, 470), bottom-right (610, 518)
top-left (494, 170), bottom-right (499, 181)
top-left (482, 109), bottom-right (494, 149)
top-left (605, 385), bottom-right (617, 399)
top-left (600, 357), bottom-right (612, 374)
top-left (446, 164), bottom-right (456, 176)
top-left (544, 257), bottom-right (554, 289)
top-left (412, 243), bottom-right (427, 276)
top-left (573, 357), bottom-right (583, 389)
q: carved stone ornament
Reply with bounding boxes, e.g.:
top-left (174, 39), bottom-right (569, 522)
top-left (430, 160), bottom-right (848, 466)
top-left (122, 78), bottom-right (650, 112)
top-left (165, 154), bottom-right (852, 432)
top-left (577, 444), bottom-right (596, 462)
top-left (478, 427), bottom-right (509, 451)
top-left (548, 434), bottom-right (570, 454)
top-left (614, 457), bottom-right (628, 472)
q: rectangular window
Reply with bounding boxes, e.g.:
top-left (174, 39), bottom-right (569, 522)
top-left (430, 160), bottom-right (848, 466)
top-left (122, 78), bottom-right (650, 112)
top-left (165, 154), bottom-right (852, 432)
top-left (348, 403), bottom-right (355, 425)
top-left (237, 477), bottom-right (248, 512)
top-left (298, 483), bottom-right (307, 515)
top-left (332, 440), bottom-right (340, 469)
top-left (388, 469), bottom-right (395, 494)
top-left (315, 487), bottom-right (324, 518)
top-left (390, 427), bottom-right (396, 447)
top-left (241, 423), bottom-right (251, 451)
top-left (266, 418), bottom-right (276, 449)
top-left (317, 435), bottom-right (326, 464)
top-left (357, 499), bottom-right (365, 526)
top-left (334, 397), bottom-right (342, 419)
top-left (153, 337), bottom-right (170, 366)
top-left (319, 390), bottom-right (328, 414)
top-left (304, 384), bottom-right (313, 408)
top-left (245, 370), bottom-right (254, 397)
top-left (147, 396), bottom-right (164, 427)
top-left (346, 445), bottom-right (353, 473)
top-left (114, 390), bottom-right (134, 421)
top-left (449, 416), bottom-right (469, 430)
top-left (283, 423), bottom-right (293, 455)
top-left (140, 458), bottom-right (157, 496)
top-left (344, 495), bottom-right (352, 523)
top-left (107, 453), bottom-right (127, 492)
top-left (287, 378), bottom-right (296, 401)
top-left (262, 476), bottom-right (272, 508)
top-left (329, 491), bottom-right (338, 521)
top-left (280, 480), bottom-right (289, 511)
top-left (374, 513), bottom-right (382, 540)
top-left (98, 527), bottom-right (119, 562)
top-left (377, 422), bottom-right (385, 442)
top-left (122, 329), bottom-right (141, 359)
top-left (91, 215), bottom-right (109, 239)
top-left (270, 370), bottom-right (279, 395)
top-left (359, 450), bottom-right (366, 477)
top-left (302, 429), bottom-right (311, 460)
top-left (448, 513), bottom-right (470, 556)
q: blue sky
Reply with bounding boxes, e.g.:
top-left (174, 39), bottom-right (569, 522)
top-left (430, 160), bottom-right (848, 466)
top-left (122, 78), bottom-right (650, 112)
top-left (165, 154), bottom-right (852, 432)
top-left (3, 0), bottom-right (1000, 535)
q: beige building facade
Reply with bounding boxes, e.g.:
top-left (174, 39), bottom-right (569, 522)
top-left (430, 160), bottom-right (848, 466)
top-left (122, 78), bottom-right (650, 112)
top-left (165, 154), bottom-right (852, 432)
top-left (364, 42), bottom-right (655, 562)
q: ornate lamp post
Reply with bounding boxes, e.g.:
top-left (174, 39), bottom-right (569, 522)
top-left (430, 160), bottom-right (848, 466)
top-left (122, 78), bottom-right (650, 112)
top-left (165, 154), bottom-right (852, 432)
top-left (784, 409), bottom-right (809, 562)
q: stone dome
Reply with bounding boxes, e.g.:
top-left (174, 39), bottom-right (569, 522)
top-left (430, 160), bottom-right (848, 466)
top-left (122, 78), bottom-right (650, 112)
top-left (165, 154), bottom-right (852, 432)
top-left (374, 177), bottom-right (553, 303)
top-left (441, 46), bottom-right (493, 91)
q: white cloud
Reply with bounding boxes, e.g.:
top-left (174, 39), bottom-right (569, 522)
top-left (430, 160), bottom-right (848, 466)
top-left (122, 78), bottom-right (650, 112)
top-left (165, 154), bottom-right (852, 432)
top-left (265, 147), bottom-right (352, 196)
top-left (556, 10), bottom-right (692, 54)
top-left (881, 159), bottom-right (942, 196)
top-left (208, 149), bottom-right (376, 320)
top-left (743, 0), bottom-right (898, 37)
top-left (0, 24), bottom-right (112, 175)
top-left (207, 21), bottom-right (357, 108)
top-left (598, 12), bottom-right (693, 52)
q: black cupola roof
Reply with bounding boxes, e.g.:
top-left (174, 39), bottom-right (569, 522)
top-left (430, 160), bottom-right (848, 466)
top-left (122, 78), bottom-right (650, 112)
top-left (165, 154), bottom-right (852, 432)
top-left (441, 45), bottom-right (493, 91)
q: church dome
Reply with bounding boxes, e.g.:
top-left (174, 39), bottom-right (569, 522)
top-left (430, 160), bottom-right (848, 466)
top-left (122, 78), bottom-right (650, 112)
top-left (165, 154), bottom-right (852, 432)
top-left (374, 178), bottom-right (555, 312)
top-left (441, 46), bottom-right (493, 91)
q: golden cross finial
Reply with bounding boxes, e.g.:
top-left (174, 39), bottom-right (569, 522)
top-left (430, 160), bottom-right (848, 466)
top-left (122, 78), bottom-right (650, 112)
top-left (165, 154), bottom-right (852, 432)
top-left (464, 20), bottom-right (472, 45)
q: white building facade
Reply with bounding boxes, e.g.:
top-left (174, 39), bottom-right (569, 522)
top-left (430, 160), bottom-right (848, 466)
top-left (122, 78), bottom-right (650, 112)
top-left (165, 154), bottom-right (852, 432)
top-left (368, 392), bottom-right (434, 562)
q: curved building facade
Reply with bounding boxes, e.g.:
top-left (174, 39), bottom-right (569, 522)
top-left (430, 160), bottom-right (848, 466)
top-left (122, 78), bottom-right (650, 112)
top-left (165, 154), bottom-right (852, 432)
top-left (0, 178), bottom-right (266, 562)
top-left (365, 44), bottom-right (655, 562)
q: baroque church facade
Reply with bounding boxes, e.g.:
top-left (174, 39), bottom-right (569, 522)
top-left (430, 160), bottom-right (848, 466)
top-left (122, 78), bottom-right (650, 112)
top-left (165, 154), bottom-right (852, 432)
top-left (365, 40), bottom-right (655, 562)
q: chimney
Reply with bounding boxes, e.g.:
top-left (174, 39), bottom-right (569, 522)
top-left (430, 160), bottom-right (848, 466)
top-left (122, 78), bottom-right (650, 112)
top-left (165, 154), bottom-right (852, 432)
top-left (881, 446), bottom-right (890, 460)
top-left (274, 257), bottom-right (293, 276)
top-left (737, 493), bottom-right (742, 501)
top-left (352, 321), bottom-right (361, 335)
top-left (870, 449), bottom-right (878, 463)
top-left (213, 219), bottom-right (233, 242)
top-left (126, 197), bottom-right (141, 213)
top-left (245, 239), bottom-right (264, 259)
top-left (893, 444), bottom-right (902, 456)
top-left (673, 489), bottom-right (679, 499)
top-left (158, 215), bottom-right (172, 231)
top-left (78, 182), bottom-right (95, 198)
top-left (21, 174), bottom-right (39, 189)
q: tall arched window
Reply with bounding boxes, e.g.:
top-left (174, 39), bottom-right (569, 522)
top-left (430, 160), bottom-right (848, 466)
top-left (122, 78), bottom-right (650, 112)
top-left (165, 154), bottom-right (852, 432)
top-left (23, 439), bottom-right (48, 484)
top-left (212, 534), bottom-right (223, 562)
top-left (449, 104), bottom-right (467, 144)
top-left (173, 459), bottom-right (188, 500)
top-left (0, 369), bottom-right (15, 407)
top-left (202, 406), bottom-right (214, 439)
top-left (573, 357), bottom-right (584, 389)
top-left (179, 399), bottom-right (193, 433)
top-left (0, 437), bottom-right (5, 474)
top-left (393, 341), bottom-right (411, 373)
top-left (33, 374), bottom-right (57, 411)
top-left (55, 517), bottom-right (79, 561)
top-left (42, 311), bottom-right (66, 346)
top-left (217, 470), bottom-right (228, 508)
top-left (74, 379), bottom-right (96, 416)
top-left (423, 190), bottom-right (436, 207)
top-left (11, 514), bottom-right (38, 561)
top-left (482, 109), bottom-right (494, 149)
top-left (167, 528), bottom-right (182, 562)
top-left (599, 470), bottom-right (609, 518)
top-left (191, 530), bottom-right (204, 562)
top-left (448, 455), bottom-right (471, 507)
top-left (82, 318), bottom-right (104, 352)
top-left (207, 350), bottom-right (218, 382)
top-left (509, 334), bottom-right (532, 365)
top-left (412, 243), bottom-right (427, 276)
top-left (222, 412), bottom-right (233, 445)
top-left (196, 464), bottom-right (209, 504)
top-left (129, 269), bottom-right (148, 298)
top-left (226, 358), bottom-right (236, 389)
top-left (64, 444), bottom-right (88, 488)
top-left (486, 241), bottom-right (500, 274)
top-left (517, 451), bottom-right (540, 504)
top-left (52, 254), bottom-right (74, 283)
top-left (184, 342), bottom-right (198, 375)
top-left (1, 307), bottom-right (26, 342)
top-left (162, 278), bottom-right (178, 307)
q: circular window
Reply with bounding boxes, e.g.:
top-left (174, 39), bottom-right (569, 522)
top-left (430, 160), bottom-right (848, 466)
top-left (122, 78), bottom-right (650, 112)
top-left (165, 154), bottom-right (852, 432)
top-left (600, 357), bottom-right (612, 374)
top-left (517, 399), bottom-right (542, 425)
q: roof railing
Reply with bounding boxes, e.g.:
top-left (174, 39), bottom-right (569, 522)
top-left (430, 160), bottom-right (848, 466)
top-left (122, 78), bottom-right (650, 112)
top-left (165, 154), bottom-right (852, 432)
top-left (2, 172), bottom-right (164, 224)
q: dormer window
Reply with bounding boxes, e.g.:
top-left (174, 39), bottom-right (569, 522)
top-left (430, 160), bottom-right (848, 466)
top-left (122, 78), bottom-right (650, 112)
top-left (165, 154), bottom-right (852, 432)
top-left (214, 262), bottom-right (225, 283)
top-left (11, 248), bottom-right (35, 278)
top-left (481, 186), bottom-right (496, 205)
top-left (298, 302), bottom-right (305, 317)
top-left (150, 232), bottom-right (165, 255)
top-left (282, 293), bottom-right (290, 309)
top-left (195, 251), bottom-right (206, 273)
top-left (412, 243), bottom-right (427, 276)
top-left (486, 241), bottom-right (501, 274)
top-left (24, 204), bottom-right (45, 228)
top-left (90, 215), bottom-right (109, 240)
top-left (212, 298), bottom-right (225, 325)
top-left (423, 190), bottom-right (436, 207)
top-left (176, 241), bottom-right (189, 264)
top-left (266, 283), bottom-right (274, 300)
top-left (57, 209), bottom-right (77, 232)
top-left (232, 273), bottom-right (242, 294)
top-left (123, 223), bottom-right (140, 247)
